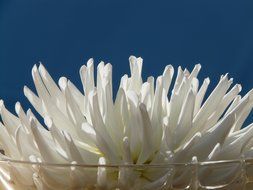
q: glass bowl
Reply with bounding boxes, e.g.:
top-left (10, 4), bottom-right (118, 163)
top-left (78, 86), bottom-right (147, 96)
top-left (0, 158), bottom-right (253, 190)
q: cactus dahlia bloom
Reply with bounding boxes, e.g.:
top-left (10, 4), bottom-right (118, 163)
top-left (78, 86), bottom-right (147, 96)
top-left (0, 56), bottom-right (253, 189)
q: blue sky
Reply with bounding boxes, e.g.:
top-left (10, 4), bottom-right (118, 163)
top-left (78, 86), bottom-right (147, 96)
top-left (1, 0), bottom-right (253, 122)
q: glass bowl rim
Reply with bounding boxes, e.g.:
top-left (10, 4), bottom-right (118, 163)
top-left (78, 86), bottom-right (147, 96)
top-left (0, 157), bottom-right (252, 168)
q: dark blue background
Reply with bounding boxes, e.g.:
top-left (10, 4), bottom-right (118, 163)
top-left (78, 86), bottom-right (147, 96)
top-left (1, 0), bottom-right (253, 118)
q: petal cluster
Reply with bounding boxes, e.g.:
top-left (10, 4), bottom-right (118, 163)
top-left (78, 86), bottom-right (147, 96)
top-left (0, 56), bottom-right (253, 189)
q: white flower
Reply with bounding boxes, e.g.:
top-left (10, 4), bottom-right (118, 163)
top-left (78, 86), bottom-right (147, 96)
top-left (0, 56), bottom-right (252, 189)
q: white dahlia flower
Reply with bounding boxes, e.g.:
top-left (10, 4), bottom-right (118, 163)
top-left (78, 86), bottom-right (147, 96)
top-left (0, 56), bottom-right (253, 189)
